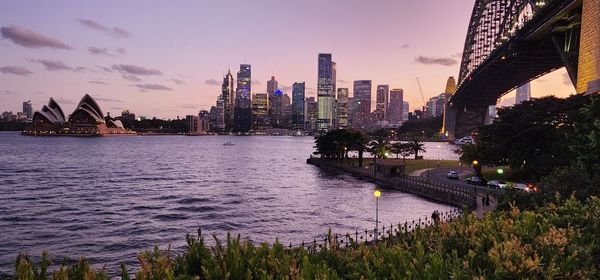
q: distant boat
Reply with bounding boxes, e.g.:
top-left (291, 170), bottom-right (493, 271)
top-left (223, 132), bottom-right (235, 146)
top-left (223, 141), bottom-right (235, 146)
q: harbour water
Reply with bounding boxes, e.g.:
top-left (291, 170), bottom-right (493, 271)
top-left (0, 132), bottom-right (457, 274)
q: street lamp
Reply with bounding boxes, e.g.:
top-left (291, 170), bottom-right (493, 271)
top-left (374, 189), bottom-right (381, 242)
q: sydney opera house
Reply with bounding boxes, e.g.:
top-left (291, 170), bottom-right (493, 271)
top-left (22, 94), bottom-right (135, 136)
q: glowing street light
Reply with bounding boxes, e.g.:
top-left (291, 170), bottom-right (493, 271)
top-left (497, 168), bottom-right (504, 175)
top-left (374, 189), bottom-right (381, 242)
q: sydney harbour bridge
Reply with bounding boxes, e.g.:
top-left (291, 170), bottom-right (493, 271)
top-left (444, 0), bottom-right (600, 138)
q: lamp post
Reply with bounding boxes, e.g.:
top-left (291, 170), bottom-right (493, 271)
top-left (472, 160), bottom-right (479, 198)
top-left (374, 189), bottom-right (381, 242)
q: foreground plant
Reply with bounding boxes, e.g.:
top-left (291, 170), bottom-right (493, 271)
top-left (12, 196), bottom-right (600, 279)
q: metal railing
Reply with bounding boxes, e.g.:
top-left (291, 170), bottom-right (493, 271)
top-left (308, 158), bottom-right (477, 209)
top-left (284, 208), bottom-right (463, 252)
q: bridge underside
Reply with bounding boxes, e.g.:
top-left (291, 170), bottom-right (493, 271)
top-left (446, 0), bottom-right (597, 139)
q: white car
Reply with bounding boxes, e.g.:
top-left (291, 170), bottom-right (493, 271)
top-left (515, 183), bottom-right (538, 192)
top-left (487, 180), bottom-right (507, 189)
top-left (447, 171), bottom-right (459, 179)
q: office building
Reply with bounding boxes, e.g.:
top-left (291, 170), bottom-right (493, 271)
top-left (336, 88), bottom-right (349, 128)
top-left (388, 89), bottom-right (403, 124)
top-left (353, 80), bottom-right (372, 127)
top-left (252, 93), bottom-right (269, 129)
top-left (221, 70), bottom-right (235, 130)
top-left (292, 82), bottom-right (305, 129)
top-left (304, 97), bottom-right (318, 132)
top-left (234, 64), bottom-right (252, 132)
top-left (186, 115), bottom-right (199, 133)
top-left (375, 85), bottom-right (389, 121)
top-left (402, 101), bottom-right (409, 122)
top-left (22, 101), bottom-right (33, 120)
top-left (317, 53), bottom-right (334, 131)
top-left (516, 82), bottom-right (531, 104)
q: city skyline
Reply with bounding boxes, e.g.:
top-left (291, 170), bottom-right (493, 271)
top-left (0, 0), bottom-right (575, 118)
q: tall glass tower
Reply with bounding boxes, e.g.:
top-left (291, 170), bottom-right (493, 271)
top-left (317, 53), bottom-right (334, 131)
top-left (353, 80), bottom-right (372, 127)
top-left (292, 82), bottom-right (306, 129)
top-left (221, 70), bottom-right (235, 131)
top-left (234, 64), bottom-right (252, 132)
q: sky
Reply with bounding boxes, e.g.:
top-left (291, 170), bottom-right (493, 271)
top-left (0, 0), bottom-right (576, 119)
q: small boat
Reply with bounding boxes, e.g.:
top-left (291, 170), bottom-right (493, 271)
top-left (223, 141), bottom-right (235, 146)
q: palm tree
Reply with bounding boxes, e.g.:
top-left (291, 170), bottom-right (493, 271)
top-left (409, 139), bottom-right (426, 159)
top-left (391, 142), bottom-right (413, 164)
top-left (368, 139), bottom-right (390, 164)
top-left (347, 129), bottom-right (369, 167)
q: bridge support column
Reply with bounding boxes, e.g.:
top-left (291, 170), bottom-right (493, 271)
top-left (577, 0), bottom-right (600, 94)
top-left (445, 104), bottom-right (490, 139)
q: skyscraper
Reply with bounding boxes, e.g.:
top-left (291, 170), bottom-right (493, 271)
top-left (376, 85), bottom-right (389, 121)
top-left (516, 83), bottom-right (531, 104)
top-left (292, 82), bottom-right (305, 130)
top-left (304, 97), bottom-right (318, 132)
top-left (336, 88), bottom-right (349, 128)
top-left (252, 93), bottom-right (269, 129)
top-left (388, 89), bottom-right (403, 124)
top-left (22, 100), bottom-right (33, 120)
top-left (402, 101), bottom-right (409, 122)
top-left (353, 80), bottom-right (372, 127)
top-left (442, 76), bottom-right (457, 136)
top-left (221, 70), bottom-right (235, 131)
top-left (267, 76), bottom-right (278, 120)
top-left (317, 53), bottom-right (334, 131)
top-left (234, 64), bottom-right (252, 132)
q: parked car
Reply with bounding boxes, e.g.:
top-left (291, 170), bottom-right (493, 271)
top-left (515, 182), bottom-right (538, 192)
top-left (447, 171), bottom-right (459, 179)
top-left (466, 176), bottom-right (487, 186)
top-left (487, 180), bottom-right (507, 189)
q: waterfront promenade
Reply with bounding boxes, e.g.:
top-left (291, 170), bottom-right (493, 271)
top-left (307, 158), bottom-right (477, 209)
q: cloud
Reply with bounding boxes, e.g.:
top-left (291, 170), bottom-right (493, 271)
top-left (337, 79), bottom-right (348, 84)
top-left (89, 80), bottom-right (108, 85)
top-left (29, 59), bottom-right (73, 71)
top-left (122, 74), bottom-right (141, 82)
top-left (177, 104), bottom-right (197, 109)
top-left (414, 56), bottom-right (458, 66)
top-left (280, 84), bottom-right (292, 92)
top-left (2, 90), bottom-right (15, 94)
top-left (205, 79), bottom-right (220, 86)
top-left (0, 25), bottom-right (73, 49)
top-left (0, 66), bottom-right (33, 76)
top-left (251, 79), bottom-right (261, 86)
top-left (399, 43), bottom-right (410, 49)
top-left (97, 66), bottom-right (114, 73)
top-left (112, 64), bottom-right (162, 75)
top-left (55, 98), bottom-right (76, 104)
top-left (171, 79), bottom-right (186, 85)
top-left (134, 83), bottom-right (173, 91)
top-left (88, 47), bottom-right (126, 57)
top-left (77, 19), bottom-right (130, 38)
top-left (95, 97), bottom-right (123, 103)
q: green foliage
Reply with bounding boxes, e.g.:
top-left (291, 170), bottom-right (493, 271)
top-left (476, 94), bottom-right (590, 180)
top-left (396, 116), bottom-right (443, 139)
top-left (408, 139), bottom-right (426, 159)
top-left (13, 197), bottom-right (600, 279)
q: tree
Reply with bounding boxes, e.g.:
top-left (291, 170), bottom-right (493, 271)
top-left (408, 139), bottom-right (426, 159)
top-left (476, 94), bottom-right (590, 180)
top-left (391, 142), bottom-right (413, 164)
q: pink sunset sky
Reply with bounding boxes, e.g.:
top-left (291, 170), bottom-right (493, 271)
top-left (0, 0), bottom-right (575, 118)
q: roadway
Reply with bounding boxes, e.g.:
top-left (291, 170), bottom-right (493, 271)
top-left (420, 167), bottom-right (498, 217)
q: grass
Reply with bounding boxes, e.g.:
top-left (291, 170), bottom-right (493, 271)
top-left (12, 196), bottom-right (600, 279)
top-left (341, 158), bottom-right (461, 175)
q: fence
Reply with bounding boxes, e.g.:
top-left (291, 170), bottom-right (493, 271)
top-left (307, 158), bottom-right (477, 209)
top-left (284, 208), bottom-right (463, 252)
